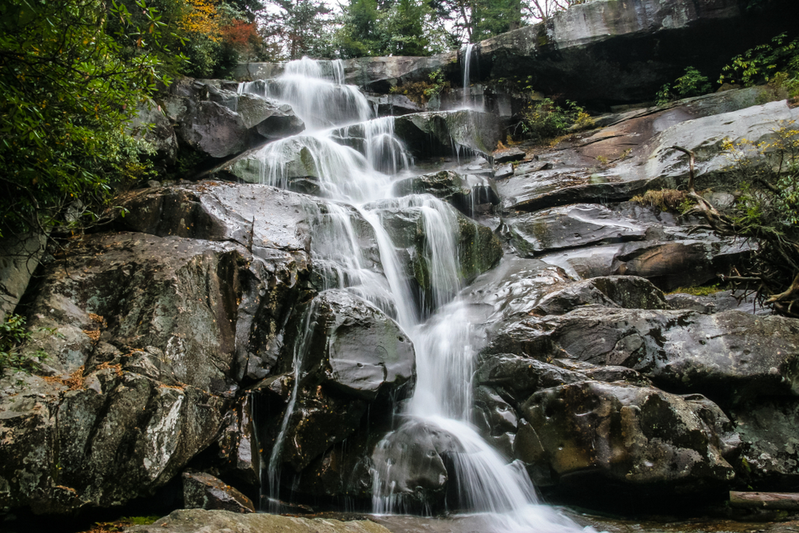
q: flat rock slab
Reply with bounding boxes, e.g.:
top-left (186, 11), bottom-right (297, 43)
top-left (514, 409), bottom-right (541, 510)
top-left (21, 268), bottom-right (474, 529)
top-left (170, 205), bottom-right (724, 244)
top-left (487, 307), bottom-right (799, 404)
top-left (506, 203), bottom-right (647, 255)
top-left (128, 509), bottom-right (391, 533)
top-left (498, 99), bottom-right (799, 213)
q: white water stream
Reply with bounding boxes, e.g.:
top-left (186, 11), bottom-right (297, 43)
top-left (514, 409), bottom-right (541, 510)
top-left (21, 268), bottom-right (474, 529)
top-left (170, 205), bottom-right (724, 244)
top-left (241, 58), bottom-right (590, 533)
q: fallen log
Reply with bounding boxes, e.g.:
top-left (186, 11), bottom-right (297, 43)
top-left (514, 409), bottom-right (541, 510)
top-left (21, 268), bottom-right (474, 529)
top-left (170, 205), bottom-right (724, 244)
top-left (730, 491), bottom-right (799, 510)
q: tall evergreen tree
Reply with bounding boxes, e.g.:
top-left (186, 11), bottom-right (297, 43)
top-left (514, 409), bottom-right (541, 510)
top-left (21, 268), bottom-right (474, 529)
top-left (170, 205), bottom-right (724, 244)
top-left (337, 0), bottom-right (449, 57)
top-left (261, 0), bottom-right (335, 59)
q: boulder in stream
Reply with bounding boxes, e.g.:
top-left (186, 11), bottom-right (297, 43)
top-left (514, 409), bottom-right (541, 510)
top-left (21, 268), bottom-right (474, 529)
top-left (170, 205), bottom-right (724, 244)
top-left (518, 381), bottom-right (739, 497)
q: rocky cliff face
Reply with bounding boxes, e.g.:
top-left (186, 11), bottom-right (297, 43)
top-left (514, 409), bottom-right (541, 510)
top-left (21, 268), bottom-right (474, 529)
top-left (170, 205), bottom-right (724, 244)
top-left (3, 0), bottom-right (799, 524)
top-left (234, 0), bottom-right (797, 109)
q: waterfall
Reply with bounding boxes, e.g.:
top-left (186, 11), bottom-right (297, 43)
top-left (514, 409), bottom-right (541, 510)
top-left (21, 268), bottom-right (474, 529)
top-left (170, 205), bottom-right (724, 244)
top-left (241, 57), bottom-right (589, 533)
top-left (462, 43), bottom-right (475, 109)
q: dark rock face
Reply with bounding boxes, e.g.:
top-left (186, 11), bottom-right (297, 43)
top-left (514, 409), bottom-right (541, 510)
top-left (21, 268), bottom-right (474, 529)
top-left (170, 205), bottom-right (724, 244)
top-left (0, 233), bottom-right (245, 512)
top-left (258, 290), bottom-right (415, 476)
top-left (393, 110), bottom-right (502, 161)
top-left (0, 182), bottom-right (317, 513)
top-left (299, 290), bottom-right (416, 403)
top-left (475, 0), bottom-right (798, 106)
top-left (178, 100), bottom-right (250, 159)
top-left (392, 170), bottom-right (499, 217)
top-left (182, 472), bottom-right (255, 513)
top-left (519, 382), bottom-right (738, 493)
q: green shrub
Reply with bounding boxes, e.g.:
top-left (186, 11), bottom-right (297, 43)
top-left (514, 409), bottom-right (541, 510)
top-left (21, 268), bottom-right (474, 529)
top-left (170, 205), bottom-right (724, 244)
top-left (656, 67), bottom-right (712, 105)
top-left (0, 314), bottom-right (47, 375)
top-left (519, 98), bottom-right (593, 142)
top-left (719, 33), bottom-right (799, 88)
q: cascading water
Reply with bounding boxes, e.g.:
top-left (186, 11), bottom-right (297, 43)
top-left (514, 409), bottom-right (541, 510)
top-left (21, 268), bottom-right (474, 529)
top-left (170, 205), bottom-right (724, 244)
top-left (462, 43), bottom-right (475, 109)
top-left (241, 56), bottom-right (591, 533)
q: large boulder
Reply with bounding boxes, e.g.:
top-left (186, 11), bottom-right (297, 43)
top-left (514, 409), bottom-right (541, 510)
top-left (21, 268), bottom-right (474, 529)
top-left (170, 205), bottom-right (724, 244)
top-left (0, 233), bottom-right (246, 513)
top-left (177, 100), bottom-right (250, 159)
top-left (0, 182), bottom-right (321, 514)
top-left (113, 182), bottom-right (314, 381)
top-left (486, 307), bottom-right (799, 406)
top-left (259, 290), bottom-right (415, 475)
top-left (518, 381), bottom-right (738, 497)
top-left (295, 290), bottom-right (416, 403)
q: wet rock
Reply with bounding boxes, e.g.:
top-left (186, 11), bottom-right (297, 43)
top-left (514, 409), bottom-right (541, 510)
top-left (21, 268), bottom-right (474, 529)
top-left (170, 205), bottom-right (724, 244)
top-left (730, 399), bottom-right (799, 491)
top-left (370, 419), bottom-right (463, 510)
top-left (182, 472), bottom-right (255, 513)
top-left (506, 204), bottom-right (647, 255)
top-left (214, 395), bottom-right (260, 489)
top-left (493, 147), bottom-right (525, 164)
top-left (494, 163), bottom-right (513, 180)
top-left (392, 170), bottom-right (470, 204)
top-left (207, 88), bottom-right (305, 141)
top-left (368, 198), bottom-right (502, 313)
top-left (487, 307), bottom-right (799, 405)
top-left (127, 508), bottom-right (393, 533)
top-left (177, 100), bottom-right (249, 159)
top-left (392, 170), bottom-right (499, 217)
top-left (0, 181), bottom-right (323, 514)
top-left (518, 381), bottom-right (738, 496)
top-left (473, 386), bottom-right (518, 458)
top-left (393, 110), bottom-right (502, 161)
top-left (475, 354), bottom-right (652, 408)
top-left (367, 93), bottom-right (424, 116)
top-left (262, 290), bottom-right (415, 474)
top-left (113, 182), bottom-right (313, 381)
top-left (128, 98), bottom-right (178, 164)
top-left (299, 290), bottom-right (416, 402)
top-left (292, 425), bottom-right (376, 501)
top-left (537, 225), bottom-right (753, 291)
top-left (0, 365), bottom-right (228, 513)
top-left (462, 265), bottom-right (666, 335)
top-left (498, 100), bottom-right (799, 213)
